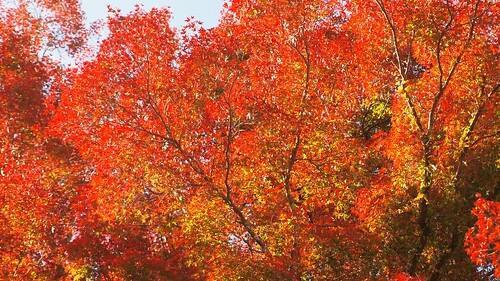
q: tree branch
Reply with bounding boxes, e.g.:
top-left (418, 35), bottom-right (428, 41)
top-left (428, 0), bottom-right (480, 133)
top-left (374, 0), bottom-right (425, 135)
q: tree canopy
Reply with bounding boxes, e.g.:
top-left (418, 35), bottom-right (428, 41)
top-left (0, 0), bottom-right (498, 280)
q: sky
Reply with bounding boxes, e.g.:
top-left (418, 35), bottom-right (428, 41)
top-left (81, 0), bottom-right (225, 28)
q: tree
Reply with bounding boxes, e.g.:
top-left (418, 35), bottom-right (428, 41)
top-left (347, 0), bottom-right (498, 279)
top-left (0, 0), bottom-right (89, 279)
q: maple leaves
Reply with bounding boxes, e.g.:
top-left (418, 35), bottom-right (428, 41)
top-left (465, 197), bottom-right (500, 278)
top-left (1, 0), bottom-right (499, 280)
top-left (346, 0), bottom-right (498, 279)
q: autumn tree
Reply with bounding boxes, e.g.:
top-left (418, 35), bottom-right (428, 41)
top-left (0, 0), bottom-right (90, 279)
top-left (349, 0), bottom-right (498, 279)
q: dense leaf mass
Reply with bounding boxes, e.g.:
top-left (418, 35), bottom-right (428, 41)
top-left (0, 0), bottom-right (498, 280)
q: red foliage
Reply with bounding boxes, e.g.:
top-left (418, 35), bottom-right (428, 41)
top-left (465, 196), bottom-right (500, 278)
top-left (1, 0), bottom-right (498, 280)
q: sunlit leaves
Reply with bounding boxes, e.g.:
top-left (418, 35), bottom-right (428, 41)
top-left (1, 0), bottom-right (498, 280)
